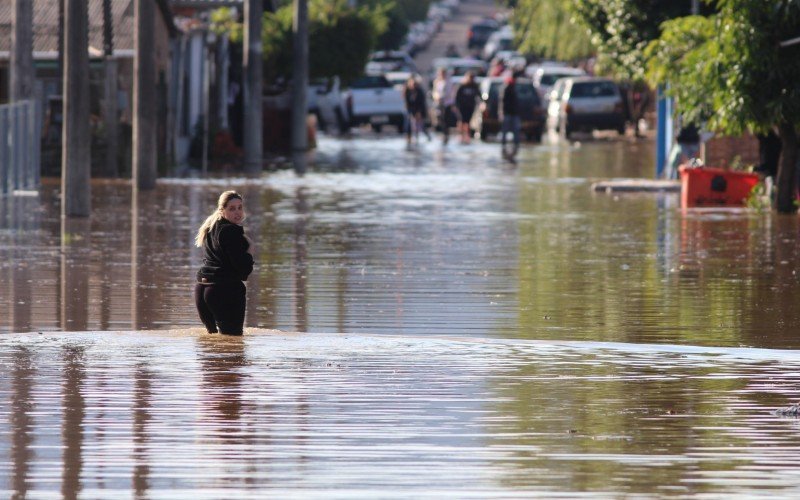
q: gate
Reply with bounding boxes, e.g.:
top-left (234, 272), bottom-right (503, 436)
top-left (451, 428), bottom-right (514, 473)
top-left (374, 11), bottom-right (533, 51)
top-left (0, 100), bottom-right (41, 195)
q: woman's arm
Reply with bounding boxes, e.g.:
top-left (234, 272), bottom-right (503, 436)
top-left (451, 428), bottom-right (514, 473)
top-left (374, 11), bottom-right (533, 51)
top-left (220, 225), bottom-right (254, 280)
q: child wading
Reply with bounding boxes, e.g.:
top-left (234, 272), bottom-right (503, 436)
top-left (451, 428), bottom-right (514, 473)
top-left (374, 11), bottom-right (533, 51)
top-left (194, 191), bottom-right (254, 335)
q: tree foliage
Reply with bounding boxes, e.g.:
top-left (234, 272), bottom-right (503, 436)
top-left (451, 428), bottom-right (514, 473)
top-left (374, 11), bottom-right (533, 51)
top-left (262, 0), bottom-right (384, 84)
top-left (570, 0), bottom-right (702, 79)
top-left (645, 0), bottom-right (800, 212)
top-left (511, 0), bottom-right (594, 61)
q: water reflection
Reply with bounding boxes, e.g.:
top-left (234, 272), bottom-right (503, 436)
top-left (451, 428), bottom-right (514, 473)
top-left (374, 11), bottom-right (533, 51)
top-left (61, 346), bottom-right (85, 500)
top-left (61, 218), bottom-right (90, 331)
top-left (2, 138), bottom-right (800, 347)
top-left (10, 347), bottom-right (34, 500)
top-left (3, 332), bottom-right (800, 496)
top-left (133, 363), bottom-right (151, 498)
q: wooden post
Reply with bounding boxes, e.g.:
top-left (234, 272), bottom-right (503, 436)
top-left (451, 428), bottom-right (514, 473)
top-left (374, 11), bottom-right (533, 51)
top-left (243, 0), bottom-right (263, 174)
top-left (61, 0), bottom-right (91, 217)
top-left (103, 0), bottom-right (119, 178)
top-left (133, 0), bottom-right (157, 190)
top-left (10, 0), bottom-right (34, 102)
top-left (291, 0), bottom-right (308, 155)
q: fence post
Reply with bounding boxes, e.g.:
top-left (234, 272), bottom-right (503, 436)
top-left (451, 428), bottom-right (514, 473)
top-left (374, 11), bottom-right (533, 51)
top-left (10, 105), bottom-right (20, 191)
top-left (31, 99), bottom-right (41, 190)
top-left (20, 103), bottom-right (30, 190)
top-left (0, 107), bottom-right (8, 194)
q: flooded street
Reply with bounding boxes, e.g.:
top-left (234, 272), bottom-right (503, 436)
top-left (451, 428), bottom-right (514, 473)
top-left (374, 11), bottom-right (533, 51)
top-left (3, 134), bottom-right (800, 496)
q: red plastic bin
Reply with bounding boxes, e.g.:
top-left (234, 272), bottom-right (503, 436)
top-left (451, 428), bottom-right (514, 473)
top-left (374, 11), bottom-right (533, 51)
top-left (679, 165), bottom-right (759, 208)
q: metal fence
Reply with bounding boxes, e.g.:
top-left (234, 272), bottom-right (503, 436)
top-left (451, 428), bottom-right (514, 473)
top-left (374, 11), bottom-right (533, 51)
top-left (0, 100), bottom-right (41, 195)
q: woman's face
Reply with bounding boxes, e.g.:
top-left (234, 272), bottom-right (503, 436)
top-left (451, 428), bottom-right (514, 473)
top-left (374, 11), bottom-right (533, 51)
top-left (221, 198), bottom-right (244, 225)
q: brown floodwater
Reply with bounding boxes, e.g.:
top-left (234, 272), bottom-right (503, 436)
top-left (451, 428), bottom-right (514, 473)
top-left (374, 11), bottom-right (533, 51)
top-left (2, 134), bottom-right (800, 496)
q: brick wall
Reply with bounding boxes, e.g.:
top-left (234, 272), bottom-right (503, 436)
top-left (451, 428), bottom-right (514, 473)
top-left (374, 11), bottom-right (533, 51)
top-left (703, 133), bottom-right (759, 169)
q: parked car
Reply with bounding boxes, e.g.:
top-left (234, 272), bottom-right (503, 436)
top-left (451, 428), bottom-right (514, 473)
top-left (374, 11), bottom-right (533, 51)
top-left (472, 77), bottom-right (545, 142)
top-left (365, 51), bottom-right (417, 75)
top-left (546, 76), bottom-right (626, 138)
top-left (343, 75), bottom-right (406, 132)
top-left (467, 19), bottom-right (498, 49)
top-left (307, 77), bottom-right (348, 133)
top-left (529, 65), bottom-right (586, 99)
top-left (482, 27), bottom-right (515, 61)
top-left (429, 57), bottom-right (488, 83)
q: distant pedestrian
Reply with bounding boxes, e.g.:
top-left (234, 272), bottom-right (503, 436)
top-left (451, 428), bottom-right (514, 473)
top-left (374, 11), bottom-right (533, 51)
top-left (195, 191), bottom-right (254, 336)
top-left (666, 122), bottom-right (701, 179)
top-left (455, 71), bottom-right (480, 144)
top-left (432, 68), bottom-right (457, 144)
top-left (403, 77), bottom-right (430, 145)
top-left (500, 73), bottom-right (521, 161)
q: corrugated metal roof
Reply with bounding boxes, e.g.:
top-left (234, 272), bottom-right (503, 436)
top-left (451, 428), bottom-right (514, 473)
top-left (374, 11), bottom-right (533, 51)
top-left (0, 0), bottom-right (174, 55)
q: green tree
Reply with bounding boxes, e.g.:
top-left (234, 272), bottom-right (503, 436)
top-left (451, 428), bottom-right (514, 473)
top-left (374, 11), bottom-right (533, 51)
top-left (215, 1), bottom-right (385, 85)
top-left (645, 1), bottom-right (800, 213)
top-left (360, 1), bottom-right (410, 51)
top-left (570, 0), bottom-right (701, 79)
top-left (511, 0), bottom-right (594, 61)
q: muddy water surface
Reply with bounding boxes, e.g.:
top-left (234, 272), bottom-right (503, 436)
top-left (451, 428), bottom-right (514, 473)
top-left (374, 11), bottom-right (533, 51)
top-left (2, 135), bottom-right (800, 496)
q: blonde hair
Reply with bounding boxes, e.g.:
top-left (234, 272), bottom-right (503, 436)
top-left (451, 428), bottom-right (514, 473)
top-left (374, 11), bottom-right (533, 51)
top-left (195, 190), bottom-right (243, 247)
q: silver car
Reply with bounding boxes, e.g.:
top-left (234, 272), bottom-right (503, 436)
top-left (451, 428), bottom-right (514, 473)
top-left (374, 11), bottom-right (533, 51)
top-left (546, 77), bottom-right (626, 138)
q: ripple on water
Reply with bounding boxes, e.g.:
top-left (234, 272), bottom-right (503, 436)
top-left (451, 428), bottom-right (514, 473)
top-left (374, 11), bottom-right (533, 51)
top-left (2, 331), bottom-right (800, 497)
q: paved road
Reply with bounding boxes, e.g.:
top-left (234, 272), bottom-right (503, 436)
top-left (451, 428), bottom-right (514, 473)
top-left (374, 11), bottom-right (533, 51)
top-left (414, 0), bottom-right (504, 78)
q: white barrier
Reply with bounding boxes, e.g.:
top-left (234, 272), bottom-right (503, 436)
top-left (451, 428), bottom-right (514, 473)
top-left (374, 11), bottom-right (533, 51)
top-left (0, 100), bottom-right (40, 195)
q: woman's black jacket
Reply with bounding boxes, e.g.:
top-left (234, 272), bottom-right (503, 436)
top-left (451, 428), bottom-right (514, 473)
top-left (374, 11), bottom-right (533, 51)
top-left (196, 219), bottom-right (254, 284)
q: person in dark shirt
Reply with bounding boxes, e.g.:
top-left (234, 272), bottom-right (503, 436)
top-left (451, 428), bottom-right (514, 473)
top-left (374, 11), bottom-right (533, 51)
top-left (403, 77), bottom-right (430, 145)
top-left (194, 191), bottom-right (254, 335)
top-left (455, 71), bottom-right (480, 144)
top-left (500, 74), bottom-right (520, 160)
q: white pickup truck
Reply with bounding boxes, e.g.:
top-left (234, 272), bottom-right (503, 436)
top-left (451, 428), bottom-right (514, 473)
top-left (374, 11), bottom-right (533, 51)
top-left (343, 75), bottom-right (406, 132)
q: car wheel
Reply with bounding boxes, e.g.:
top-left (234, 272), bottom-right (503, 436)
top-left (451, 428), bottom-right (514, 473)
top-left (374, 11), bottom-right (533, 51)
top-left (371, 123), bottom-right (383, 133)
top-left (617, 124), bottom-right (626, 136)
top-left (480, 126), bottom-right (491, 142)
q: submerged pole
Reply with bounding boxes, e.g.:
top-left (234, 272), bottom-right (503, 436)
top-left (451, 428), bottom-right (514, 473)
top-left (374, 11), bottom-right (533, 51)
top-left (291, 0), bottom-right (308, 158)
top-left (61, 0), bottom-right (91, 217)
top-left (133, 0), bottom-right (157, 190)
top-left (243, 0), bottom-right (263, 175)
top-left (10, 0), bottom-right (34, 103)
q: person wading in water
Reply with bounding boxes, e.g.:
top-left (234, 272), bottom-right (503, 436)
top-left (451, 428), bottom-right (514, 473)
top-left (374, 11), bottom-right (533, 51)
top-left (194, 191), bottom-right (254, 335)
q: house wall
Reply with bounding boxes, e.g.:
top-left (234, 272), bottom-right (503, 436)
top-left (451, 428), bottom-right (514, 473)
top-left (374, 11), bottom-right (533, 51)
top-left (704, 134), bottom-right (760, 169)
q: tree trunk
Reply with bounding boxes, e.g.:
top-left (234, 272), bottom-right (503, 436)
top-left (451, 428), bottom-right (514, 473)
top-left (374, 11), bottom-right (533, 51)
top-left (775, 122), bottom-right (799, 214)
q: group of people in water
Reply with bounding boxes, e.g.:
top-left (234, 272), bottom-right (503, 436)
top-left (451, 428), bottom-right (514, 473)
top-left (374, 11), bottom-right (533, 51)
top-left (402, 67), bottom-right (523, 160)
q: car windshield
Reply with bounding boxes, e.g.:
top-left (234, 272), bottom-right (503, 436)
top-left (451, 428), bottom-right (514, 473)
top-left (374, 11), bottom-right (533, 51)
top-left (487, 82), bottom-right (540, 105)
top-left (471, 25), bottom-right (496, 34)
top-left (372, 56), bottom-right (405, 63)
top-left (570, 81), bottom-right (618, 98)
top-left (351, 76), bottom-right (391, 89)
top-left (540, 73), bottom-right (578, 86)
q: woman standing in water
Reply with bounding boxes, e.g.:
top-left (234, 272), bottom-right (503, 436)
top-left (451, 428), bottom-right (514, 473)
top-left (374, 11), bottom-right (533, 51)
top-left (195, 191), bottom-right (254, 335)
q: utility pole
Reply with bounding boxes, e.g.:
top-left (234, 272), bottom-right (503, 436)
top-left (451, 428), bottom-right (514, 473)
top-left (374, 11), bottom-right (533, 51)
top-left (61, 0), bottom-right (91, 217)
top-left (133, 0), bottom-right (156, 190)
top-left (243, 0), bottom-right (263, 175)
top-left (10, 0), bottom-right (34, 102)
top-left (691, 0), bottom-right (699, 15)
top-left (291, 0), bottom-right (309, 160)
top-left (103, 0), bottom-right (119, 178)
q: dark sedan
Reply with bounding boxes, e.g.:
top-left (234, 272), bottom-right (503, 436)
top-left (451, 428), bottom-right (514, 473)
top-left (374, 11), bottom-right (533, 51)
top-left (472, 77), bottom-right (545, 142)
